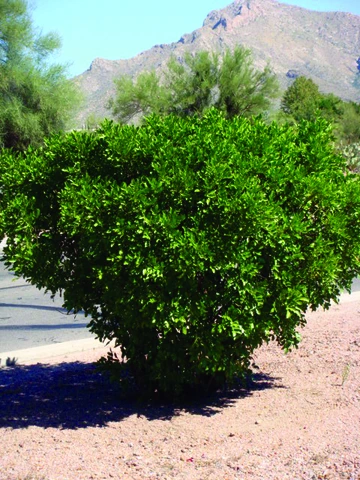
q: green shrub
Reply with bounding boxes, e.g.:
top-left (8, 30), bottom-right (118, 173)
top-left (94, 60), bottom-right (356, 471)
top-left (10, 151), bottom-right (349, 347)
top-left (1, 110), bottom-right (360, 398)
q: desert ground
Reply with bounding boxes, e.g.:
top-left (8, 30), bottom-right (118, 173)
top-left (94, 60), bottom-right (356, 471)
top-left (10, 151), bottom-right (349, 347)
top-left (0, 293), bottom-right (359, 479)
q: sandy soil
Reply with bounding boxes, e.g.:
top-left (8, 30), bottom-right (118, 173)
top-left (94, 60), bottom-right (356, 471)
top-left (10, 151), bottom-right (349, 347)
top-left (0, 294), bottom-right (359, 480)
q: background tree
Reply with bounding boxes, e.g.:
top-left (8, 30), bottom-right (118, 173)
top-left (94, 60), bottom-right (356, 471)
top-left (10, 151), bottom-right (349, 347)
top-left (84, 112), bottom-right (106, 131)
top-left (218, 47), bottom-right (279, 118)
top-left (109, 70), bottom-right (170, 124)
top-left (281, 76), bottom-right (360, 170)
top-left (1, 111), bottom-right (360, 399)
top-left (334, 101), bottom-right (360, 172)
top-left (163, 50), bottom-right (220, 117)
top-left (0, 0), bottom-right (81, 150)
top-left (108, 46), bottom-right (279, 123)
top-left (281, 76), bottom-right (322, 122)
top-left (281, 76), bottom-right (348, 126)
top-left (336, 101), bottom-right (360, 145)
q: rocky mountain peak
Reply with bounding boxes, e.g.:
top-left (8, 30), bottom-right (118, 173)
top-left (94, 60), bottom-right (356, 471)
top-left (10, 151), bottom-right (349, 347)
top-left (74, 0), bottom-right (360, 126)
top-left (203, 0), bottom-right (278, 32)
top-left (88, 57), bottom-right (120, 72)
top-left (203, 2), bottom-right (247, 29)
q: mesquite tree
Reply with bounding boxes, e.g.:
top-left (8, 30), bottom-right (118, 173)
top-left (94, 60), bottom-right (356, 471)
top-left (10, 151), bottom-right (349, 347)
top-left (109, 46), bottom-right (279, 124)
top-left (0, 0), bottom-right (81, 150)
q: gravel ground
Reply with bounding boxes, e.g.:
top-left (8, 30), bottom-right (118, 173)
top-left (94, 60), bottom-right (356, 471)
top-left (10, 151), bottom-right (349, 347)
top-left (0, 296), bottom-right (359, 480)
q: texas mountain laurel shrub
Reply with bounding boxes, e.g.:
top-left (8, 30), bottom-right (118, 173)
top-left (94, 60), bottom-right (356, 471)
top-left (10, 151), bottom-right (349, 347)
top-left (1, 110), bottom-right (360, 397)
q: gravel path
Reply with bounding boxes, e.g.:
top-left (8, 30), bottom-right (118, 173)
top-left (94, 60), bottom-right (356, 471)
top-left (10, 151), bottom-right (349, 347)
top-left (0, 297), bottom-right (359, 480)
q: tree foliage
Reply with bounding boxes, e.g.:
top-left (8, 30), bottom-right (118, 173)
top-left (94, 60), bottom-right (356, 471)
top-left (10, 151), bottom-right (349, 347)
top-left (0, 0), bottom-right (81, 150)
top-left (281, 76), bottom-right (323, 122)
top-left (109, 46), bottom-right (279, 124)
top-left (336, 101), bottom-right (360, 145)
top-left (281, 76), bottom-right (360, 168)
top-left (1, 110), bottom-right (360, 398)
top-left (281, 76), bottom-right (360, 136)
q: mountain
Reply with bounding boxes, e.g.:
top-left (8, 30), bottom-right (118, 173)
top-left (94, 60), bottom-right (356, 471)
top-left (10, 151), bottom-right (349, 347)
top-left (74, 0), bottom-right (360, 126)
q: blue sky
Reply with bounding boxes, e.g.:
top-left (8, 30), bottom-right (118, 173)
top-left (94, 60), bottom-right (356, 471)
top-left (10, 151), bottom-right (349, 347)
top-left (31, 0), bottom-right (360, 78)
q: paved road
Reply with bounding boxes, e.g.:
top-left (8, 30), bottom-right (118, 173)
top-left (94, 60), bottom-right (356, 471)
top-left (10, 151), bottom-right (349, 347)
top-left (352, 277), bottom-right (360, 292)
top-left (0, 260), bottom-right (94, 354)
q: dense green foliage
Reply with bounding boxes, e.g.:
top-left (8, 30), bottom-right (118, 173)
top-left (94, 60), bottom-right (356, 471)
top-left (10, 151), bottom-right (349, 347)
top-left (281, 76), bottom-right (342, 123)
top-left (109, 46), bottom-right (279, 123)
top-left (1, 110), bottom-right (360, 398)
top-left (336, 101), bottom-right (360, 145)
top-left (281, 76), bottom-right (360, 170)
top-left (0, 0), bottom-right (81, 150)
top-left (281, 77), bottom-right (360, 143)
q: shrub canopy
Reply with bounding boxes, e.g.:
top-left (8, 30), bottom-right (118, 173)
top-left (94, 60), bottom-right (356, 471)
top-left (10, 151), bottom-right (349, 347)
top-left (1, 110), bottom-right (360, 397)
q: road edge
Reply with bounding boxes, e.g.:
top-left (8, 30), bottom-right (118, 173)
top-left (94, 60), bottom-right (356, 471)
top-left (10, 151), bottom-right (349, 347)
top-left (0, 337), bottom-right (112, 366)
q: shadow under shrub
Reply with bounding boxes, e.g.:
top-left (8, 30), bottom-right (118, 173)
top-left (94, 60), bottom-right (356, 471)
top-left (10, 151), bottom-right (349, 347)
top-left (1, 110), bottom-right (360, 399)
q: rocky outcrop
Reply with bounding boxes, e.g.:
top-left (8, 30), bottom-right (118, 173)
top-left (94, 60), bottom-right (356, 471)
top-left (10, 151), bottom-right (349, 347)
top-left (212, 17), bottom-right (228, 30)
top-left (178, 30), bottom-right (201, 45)
top-left (202, 1), bottom-right (252, 29)
top-left (286, 69), bottom-right (300, 79)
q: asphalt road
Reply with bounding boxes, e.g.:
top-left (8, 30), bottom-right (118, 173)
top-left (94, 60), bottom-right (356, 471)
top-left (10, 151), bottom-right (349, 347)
top-left (0, 260), bottom-right (94, 354)
top-left (351, 277), bottom-right (360, 293)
